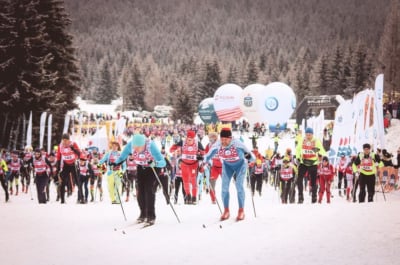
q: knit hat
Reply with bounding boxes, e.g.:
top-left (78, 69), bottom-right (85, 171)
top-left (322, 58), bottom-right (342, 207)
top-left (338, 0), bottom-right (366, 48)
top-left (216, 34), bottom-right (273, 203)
top-left (187, 130), bottom-right (196, 138)
top-left (305, 127), bottom-right (313, 134)
top-left (132, 134), bottom-right (146, 147)
top-left (220, 128), bottom-right (232, 138)
top-left (62, 133), bottom-right (70, 140)
top-left (80, 153), bottom-right (87, 160)
top-left (362, 143), bottom-right (371, 149)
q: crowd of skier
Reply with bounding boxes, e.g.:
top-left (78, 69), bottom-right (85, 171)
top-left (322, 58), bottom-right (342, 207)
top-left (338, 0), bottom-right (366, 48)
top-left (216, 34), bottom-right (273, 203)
top-left (0, 121), bottom-right (399, 226)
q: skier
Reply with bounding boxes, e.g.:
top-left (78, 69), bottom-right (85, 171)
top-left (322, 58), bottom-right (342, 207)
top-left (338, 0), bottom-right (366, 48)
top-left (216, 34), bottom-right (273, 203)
top-left (0, 156), bottom-right (9, 202)
top-left (250, 159), bottom-right (266, 196)
top-left (46, 152), bottom-right (59, 201)
top-left (204, 127), bottom-right (255, 221)
top-left (89, 156), bottom-right (104, 202)
top-left (78, 153), bottom-right (94, 203)
top-left (56, 133), bottom-right (81, 204)
top-left (352, 143), bottom-right (382, 202)
top-left (336, 153), bottom-right (349, 196)
top-left (158, 149), bottom-right (172, 204)
top-left (344, 160), bottom-right (355, 201)
top-left (29, 148), bottom-right (52, 204)
top-left (113, 134), bottom-right (166, 226)
top-left (8, 150), bottom-right (23, 196)
top-left (280, 157), bottom-right (298, 204)
top-left (295, 127), bottom-right (326, 203)
top-left (21, 146), bottom-right (33, 194)
top-left (124, 153), bottom-right (138, 202)
top-left (99, 141), bottom-right (125, 204)
top-left (173, 157), bottom-right (186, 204)
top-left (169, 130), bottom-right (204, 204)
top-left (204, 132), bottom-right (221, 204)
top-left (318, 156), bottom-right (335, 203)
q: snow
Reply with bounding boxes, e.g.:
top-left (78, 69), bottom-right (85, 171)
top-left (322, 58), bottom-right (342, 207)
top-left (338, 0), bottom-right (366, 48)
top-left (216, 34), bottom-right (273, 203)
top-left (1, 121), bottom-right (400, 265)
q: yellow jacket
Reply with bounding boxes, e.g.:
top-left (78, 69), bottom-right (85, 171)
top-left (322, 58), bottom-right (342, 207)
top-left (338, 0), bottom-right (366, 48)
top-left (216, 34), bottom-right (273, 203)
top-left (295, 137), bottom-right (326, 166)
top-left (352, 152), bottom-right (383, 176)
top-left (0, 159), bottom-right (8, 174)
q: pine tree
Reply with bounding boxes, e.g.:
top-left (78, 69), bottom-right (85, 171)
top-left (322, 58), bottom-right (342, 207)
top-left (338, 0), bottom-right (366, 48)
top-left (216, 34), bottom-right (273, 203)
top-left (315, 54), bottom-right (330, 95)
top-left (8, 0), bottom-right (55, 113)
top-left (329, 46), bottom-right (346, 96)
top-left (226, 65), bottom-right (238, 84)
top-left (1, 0), bottom-right (57, 147)
top-left (378, 0), bottom-right (400, 100)
top-left (36, 0), bottom-right (81, 138)
top-left (246, 59), bottom-right (258, 84)
top-left (0, 0), bottom-right (16, 113)
top-left (259, 53), bottom-right (267, 71)
top-left (342, 47), bottom-right (355, 98)
top-left (125, 62), bottom-right (146, 110)
top-left (0, 0), bottom-right (16, 147)
top-left (144, 58), bottom-right (165, 110)
top-left (172, 86), bottom-right (194, 124)
top-left (167, 77), bottom-right (179, 106)
top-left (350, 43), bottom-right (371, 94)
top-left (95, 59), bottom-right (112, 104)
top-left (202, 59), bottom-right (221, 99)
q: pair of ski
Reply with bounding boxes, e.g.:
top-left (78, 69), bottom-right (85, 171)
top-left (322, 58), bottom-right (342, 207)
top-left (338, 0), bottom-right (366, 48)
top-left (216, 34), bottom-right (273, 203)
top-left (202, 218), bottom-right (243, 229)
top-left (114, 220), bottom-right (154, 234)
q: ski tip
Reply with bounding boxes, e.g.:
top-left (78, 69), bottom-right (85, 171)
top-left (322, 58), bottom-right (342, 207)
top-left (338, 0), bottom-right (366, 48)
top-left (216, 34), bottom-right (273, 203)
top-left (122, 230), bottom-right (126, 234)
top-left (219, 225), bottom-right (222, 229)
top-left (202, 224), bottom-right (206, 228)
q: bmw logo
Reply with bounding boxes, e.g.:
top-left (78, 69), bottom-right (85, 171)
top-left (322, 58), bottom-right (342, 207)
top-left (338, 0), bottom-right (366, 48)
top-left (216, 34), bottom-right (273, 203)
top-left (265, 97), bottom-right (278, 111)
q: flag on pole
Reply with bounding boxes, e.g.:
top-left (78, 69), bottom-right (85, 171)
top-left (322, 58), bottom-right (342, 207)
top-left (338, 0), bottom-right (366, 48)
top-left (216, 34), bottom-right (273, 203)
top-left (26, 111), bottom-right (32, 148)
top-left (63, 113), bottom-right (71, 134)
top-left (374, 74), bottom-right (385, 149)
top-left (47, 114), bottom-right (52, 153)
top-left (39, 112), bottom-right (47, 148)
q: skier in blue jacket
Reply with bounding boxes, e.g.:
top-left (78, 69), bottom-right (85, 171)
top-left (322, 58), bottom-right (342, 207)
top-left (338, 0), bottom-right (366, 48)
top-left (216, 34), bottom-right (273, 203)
top-left (204, 127), bottom-right (255, 221)
top-left (113, 134), bottom-right (166, 226)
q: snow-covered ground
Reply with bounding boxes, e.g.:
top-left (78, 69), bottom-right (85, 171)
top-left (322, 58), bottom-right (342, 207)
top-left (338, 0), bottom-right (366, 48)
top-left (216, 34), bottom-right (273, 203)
top-left (1, 120), bottom-right (400, 265)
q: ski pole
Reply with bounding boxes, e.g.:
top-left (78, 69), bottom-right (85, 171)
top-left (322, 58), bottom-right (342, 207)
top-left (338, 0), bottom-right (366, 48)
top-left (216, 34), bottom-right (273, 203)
top-left (251, 193), bottom-right (257, 217)
top-left (352, 173), bottom-right (359, 202)
top-left (204, 164), bottom-right (222, 214)
top-left (208, 180), bottom-right (222, 215)
top-left (94, 180), bottom-right (98, 202)
top-left (150, 166), bottom-right (181, 223)
top-left (113, 170), bottom-right (127, 221)
top-left (289, 174), bottom-right (298, 203)
top-left (29, 172), bottom-right (34, 201)
top-left (379, 174), bottom-right (387, 202)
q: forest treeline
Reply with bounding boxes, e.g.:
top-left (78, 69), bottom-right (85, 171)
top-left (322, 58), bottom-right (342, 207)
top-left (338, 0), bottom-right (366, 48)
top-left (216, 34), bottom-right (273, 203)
top-left (64, 0), bottom-right (398, 122)
top-left (1, 0), bottom-right (399, 150)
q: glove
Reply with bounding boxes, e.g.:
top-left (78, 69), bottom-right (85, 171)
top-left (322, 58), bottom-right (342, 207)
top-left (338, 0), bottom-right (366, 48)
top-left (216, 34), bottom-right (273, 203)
top-left (147, 160), bottom-right (155, 167)
top-left (312, 147), bottom-right (320, 153)
top-left (109, 162), bottom-right (117, 168)
top-left (196, 154), bottom-right (203, 161)
top-left (244, 153), bottom-right (251, 160)
top-left (70, 144), bottom-right (79, 155)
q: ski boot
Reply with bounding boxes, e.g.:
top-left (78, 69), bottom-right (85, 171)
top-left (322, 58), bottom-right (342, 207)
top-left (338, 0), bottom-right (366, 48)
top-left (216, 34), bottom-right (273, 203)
top-left (220, 208), bottom-right (230, 221)
top-left (191, 196), bottom-right (197, 205)
top-left (236, 208), bottom-right (245, 221)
